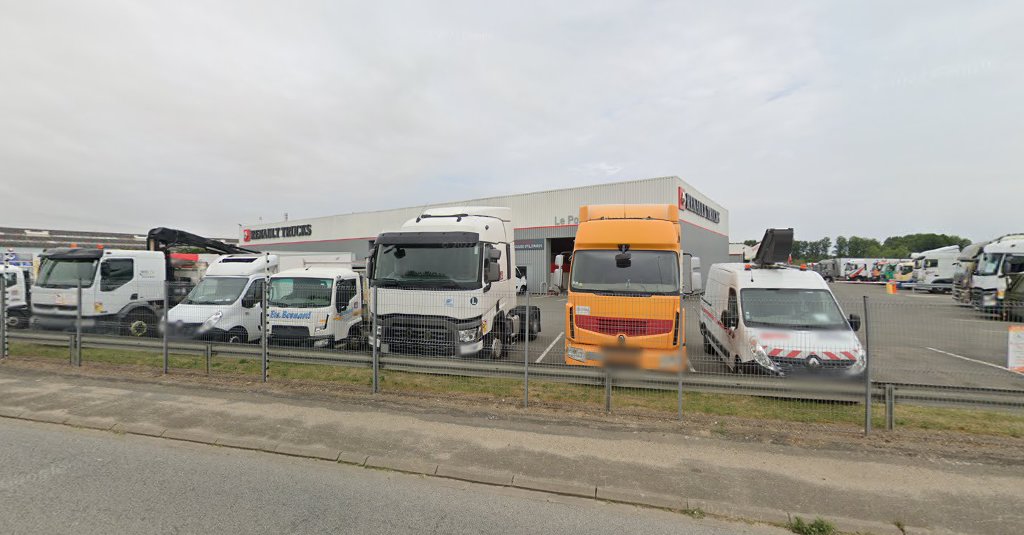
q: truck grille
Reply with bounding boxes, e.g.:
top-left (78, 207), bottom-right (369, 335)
top-left (378, 314), bottom-right (480, 357)
top-left (271, 326), bottom-right (310, 339)
top-left (575, 316), bottom-right (674, 337)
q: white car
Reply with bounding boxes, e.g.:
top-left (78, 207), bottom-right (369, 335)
top-left (700, 262), bottom-right (865, 378)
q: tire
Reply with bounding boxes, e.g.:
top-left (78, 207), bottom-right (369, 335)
top-left (123, 310), bottom-right (157, 338)
top-left (481, 332), bottom-right (505, 360)
top-left (225, 328), bottom-right (248, 344)
top-left (732, 355), bottom-right (743, 374)
top-left (6, 309), bottom-right (29, 329)
top-left (528, 315), bottom-right (540, 341)
top-left (702, 333), bottom-right (714, 355)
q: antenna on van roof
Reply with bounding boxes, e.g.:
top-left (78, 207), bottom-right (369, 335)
top-left (751, 228), bottom-right (794, 268)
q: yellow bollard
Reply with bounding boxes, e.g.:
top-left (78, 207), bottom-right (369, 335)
top-left (886, 281), bottom-right (897, 295)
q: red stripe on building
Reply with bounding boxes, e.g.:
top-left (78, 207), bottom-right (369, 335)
top-left (769, 348), bottom-right (783, 357)
top-left (786, 350), bottom-right (802, 359)
top-left (823, 352), bottom-right (840, 360)
top-left (841, 351), bottom-right (857, 361)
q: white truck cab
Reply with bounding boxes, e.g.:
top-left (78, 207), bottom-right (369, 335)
top-left (911, 245), bottom-right (960, 291)
top-left (166, 254), bottom-right (276, 342)
top-left (267, 262), bottom-right (364, 348)
top-left (2, 265), bottom-right (31, 329)
top-left (368, 206), bottom-right (540, 359)
top-left (699, 229), bottom-right (865, 378)
top-left (32, 248), bottom-right (175, 335)
top-left (971, 234), bottom-right (1024, 312)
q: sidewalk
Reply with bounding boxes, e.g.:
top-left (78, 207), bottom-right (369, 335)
top-left (0, 364), bottom-right (1021, 535)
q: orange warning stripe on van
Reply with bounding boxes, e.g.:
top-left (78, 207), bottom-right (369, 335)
top-left (768, 348), bottom-right (857, 361)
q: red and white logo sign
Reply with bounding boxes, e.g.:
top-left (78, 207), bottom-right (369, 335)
top-left (242, 229), bottom-right (252, 242)
top-left (677, 186), bottom-right (685, 210)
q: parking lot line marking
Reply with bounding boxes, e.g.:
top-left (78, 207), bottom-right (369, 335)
top-left (536, 332), bottom-right (564, 363)
top-left (925, 347), bottom-right (1024, 376)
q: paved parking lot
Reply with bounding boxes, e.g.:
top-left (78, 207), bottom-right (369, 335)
top-left (510, 285), bottom-right (1024, 390)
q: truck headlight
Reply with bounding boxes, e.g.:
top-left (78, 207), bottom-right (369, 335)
top-left (202, 311), bottom-right (223, 330)
top-left (997, 289), bottom-right (1005, 300)
top-left (315, 316), bottom-right (329, 332)
top-left (458, 327), bottom-right (481, 343)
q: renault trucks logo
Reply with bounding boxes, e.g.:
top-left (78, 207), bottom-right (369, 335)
top-left (678, 186), bottom-right (721, 224)
top-left (243, 224), bottom-right (313, 242)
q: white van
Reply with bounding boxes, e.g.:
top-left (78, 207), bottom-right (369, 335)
top-left (166, 254), bottom-right (275, 343)
top-left (699, 263), bottom-right (865, 378)
top-left (2, 265), bottom-right (31, 329)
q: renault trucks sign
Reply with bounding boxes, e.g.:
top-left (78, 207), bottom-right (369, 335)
top-left (243, 224), bottom-right (313, 242)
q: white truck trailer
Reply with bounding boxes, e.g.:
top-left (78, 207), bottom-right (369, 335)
top-left (367, 206), bottom-right (540, 359)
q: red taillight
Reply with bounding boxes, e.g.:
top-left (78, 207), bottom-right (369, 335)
top-left (574, 315), bottom-right (674, 337)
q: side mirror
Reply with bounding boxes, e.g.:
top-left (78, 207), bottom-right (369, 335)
top-left (487, 248), bottom-right (502, 261)
top-left (554, 254), bottom-right (564, 268)
top-left (485, 262), bottom-right (501, 283)
top-left (849, 313), bottom-right (862, 332)
top-left (690, 256), bottom-right (703, 294)
top-left (241, 297), bottom-right (257, 308)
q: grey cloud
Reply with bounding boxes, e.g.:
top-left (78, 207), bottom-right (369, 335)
top-left (1, 1), bottom-right (1021, 243)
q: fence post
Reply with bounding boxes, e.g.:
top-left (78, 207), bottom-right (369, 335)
top-left (162, 281), bottom-right (169, 374)
top-left (205, 343), bottom-right (212, 376)
top-left (0, 269), bottom-right (8, 360)
top-left (604, 368), bottom-right (612, 413)
top-left (69, 334), bottom-right (75, 364)
top-left (371, 286), bottom-right (379, 394)
top-left (863, 295), bottom-right (872, 435)
top-left (261, 263), bottom-right (269, 383)
top-left (885, 384), bottom-right (895, 431)
top-left (523, 289), bottom-right (529, 408)
top-left (75, 279), bottom-right (83, 367)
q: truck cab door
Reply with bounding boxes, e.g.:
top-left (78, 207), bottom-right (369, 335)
top-left (240, 278), bottom-right (264, 337)
top-left (98, 258), bottom-right (136, 316)
top-left (334, 278), bottom-right (359, 340)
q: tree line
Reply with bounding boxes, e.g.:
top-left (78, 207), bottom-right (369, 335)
top-left (742, 233), bottom-right (972, 263)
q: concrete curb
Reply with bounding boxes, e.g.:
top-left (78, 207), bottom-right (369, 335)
top-left (0, 411), bottom-right (924, 535)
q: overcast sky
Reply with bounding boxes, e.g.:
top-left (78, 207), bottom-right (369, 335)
top-left (2, 1), bottom-right (1021, 242)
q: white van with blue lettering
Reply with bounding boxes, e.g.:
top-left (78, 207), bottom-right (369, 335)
top-left (267, 265), bottom-right (363, 348)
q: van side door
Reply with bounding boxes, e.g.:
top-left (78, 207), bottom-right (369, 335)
top-left (240, 278), bottom-right (265, 337)
top-left (334, 277), bottom-right (360, 340)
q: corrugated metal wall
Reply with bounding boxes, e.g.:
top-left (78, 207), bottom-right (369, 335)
top-left (244, 176), bottom-right (730, 293)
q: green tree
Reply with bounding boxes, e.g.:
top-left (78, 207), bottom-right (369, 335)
top-left (743, 239), bottom-right (758, 247)
top-left (834, 236), bottom-right (848, 257)
top-left (847, 236), bottom-right (883, 257)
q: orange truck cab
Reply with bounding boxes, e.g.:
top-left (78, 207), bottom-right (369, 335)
top-left (564, 204), bottom-right (685, 372)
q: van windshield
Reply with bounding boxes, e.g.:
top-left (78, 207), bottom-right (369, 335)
top-left (976, 253), bottom-right (1003, 276)
top-left (182, 277), bottom-right (248, 305)
top-left (570, 250), bottom-right (679, 295)
top-left (269, 277), bottom-right (333, 308)
top-left (740, 289), bottom-right (848, 330)
top-left (36, 258), bottom-right (98, 288)
top-left (373, 243), bottom-right (481, 289)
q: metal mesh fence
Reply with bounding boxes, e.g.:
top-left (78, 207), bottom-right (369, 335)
top-left (5, 266), bottom-right (1023, 436)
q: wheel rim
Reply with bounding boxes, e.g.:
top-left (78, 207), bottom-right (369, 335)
top-left (129, 319), bottom-right (148, 337)
top-left (6, 314), bottom-right (21, 328)
top-left (491, 337), bottom-right (503, 358)
top-left (227, 335), bottom-right (242, 343)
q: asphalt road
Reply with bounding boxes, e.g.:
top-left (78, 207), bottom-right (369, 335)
top-left (0, 418), bottom-right (784, 535)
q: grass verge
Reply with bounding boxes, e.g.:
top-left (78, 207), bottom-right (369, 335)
top-left (8, 341), bottom-right (1023, 438)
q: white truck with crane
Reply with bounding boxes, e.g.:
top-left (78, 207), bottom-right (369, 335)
top-left (31, 228), bottom-right (255, 336)
top-left (2, 264), bottom-right (31, 329)
top-left (367, 206), bottom-right (540, 359)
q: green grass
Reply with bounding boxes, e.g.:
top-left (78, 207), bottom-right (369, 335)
top-left (9, 341), bottom-right (1024, 438)
top-left (787, 516), bottom-right (837, 535)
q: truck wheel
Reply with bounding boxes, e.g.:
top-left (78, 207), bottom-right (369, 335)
top-left (732, 355), bottom-right (743, 374)
top-left (6, 309), bottom-right (29, 329)
top-left (528, 315), bottom-right (540, 341)
top-left (123, 311), bottom-right (157, 337)
top-left (482, 332), bottom-right (505, 360)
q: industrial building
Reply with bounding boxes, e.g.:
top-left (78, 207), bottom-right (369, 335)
top-left (240, 176), bottom-right (729, 293)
